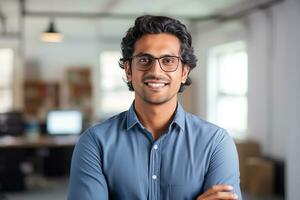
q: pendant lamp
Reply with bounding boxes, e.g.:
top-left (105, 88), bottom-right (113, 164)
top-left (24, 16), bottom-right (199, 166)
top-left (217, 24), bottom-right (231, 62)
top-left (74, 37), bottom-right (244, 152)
top-left (40, 21), bottom-right (63, 43)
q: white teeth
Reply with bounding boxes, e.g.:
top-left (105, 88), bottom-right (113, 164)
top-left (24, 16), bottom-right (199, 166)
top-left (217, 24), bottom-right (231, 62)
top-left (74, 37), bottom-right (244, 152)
top-left (147, 83), bottom-right (165, 88)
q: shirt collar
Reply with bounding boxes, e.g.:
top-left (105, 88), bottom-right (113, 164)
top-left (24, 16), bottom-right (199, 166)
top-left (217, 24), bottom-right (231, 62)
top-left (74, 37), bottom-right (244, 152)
top-left (126, 102), bottom-right (186, 132)
top-left (172, 103), bottom-right (185, 132)
top-left (126, 102), bottom-right (142, 130)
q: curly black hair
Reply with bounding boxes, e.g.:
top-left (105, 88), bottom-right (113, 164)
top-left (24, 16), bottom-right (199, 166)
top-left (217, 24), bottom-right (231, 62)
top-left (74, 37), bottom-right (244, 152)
top-left (119, 15), bottom-right (197, 92)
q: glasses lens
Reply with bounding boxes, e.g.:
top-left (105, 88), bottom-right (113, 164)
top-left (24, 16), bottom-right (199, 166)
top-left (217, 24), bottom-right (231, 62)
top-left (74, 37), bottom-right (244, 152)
top-left (160, 56), bottom-right (179, 72)
top-left (133, 55), bottom-right (154, 70)
top-left (132, 55), bottom-right (180, 72)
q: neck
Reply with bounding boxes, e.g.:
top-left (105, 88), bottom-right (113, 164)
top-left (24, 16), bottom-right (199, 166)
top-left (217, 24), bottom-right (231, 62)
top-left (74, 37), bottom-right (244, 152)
top-left (134, 99), bottom-right (177, 140)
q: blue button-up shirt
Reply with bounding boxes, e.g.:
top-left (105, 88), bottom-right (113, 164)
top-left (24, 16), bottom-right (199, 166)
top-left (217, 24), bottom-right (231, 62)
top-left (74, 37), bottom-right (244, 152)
top-left (68, 104), bottom-right (242, 200)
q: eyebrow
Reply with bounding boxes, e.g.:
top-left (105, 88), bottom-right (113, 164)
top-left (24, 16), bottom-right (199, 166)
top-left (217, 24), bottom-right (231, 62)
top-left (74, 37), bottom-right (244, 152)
top-left (133, 52), bottom-right (180, 58)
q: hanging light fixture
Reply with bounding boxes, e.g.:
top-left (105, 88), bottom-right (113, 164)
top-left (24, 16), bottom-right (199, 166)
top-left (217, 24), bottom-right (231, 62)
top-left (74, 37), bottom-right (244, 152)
top-left (40, 21), bottom-right (63, 43)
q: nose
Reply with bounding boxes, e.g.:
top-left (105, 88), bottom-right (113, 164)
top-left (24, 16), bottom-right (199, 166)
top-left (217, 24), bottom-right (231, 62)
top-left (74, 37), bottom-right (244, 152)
top-left (148, 58), bottom-right (163, 74)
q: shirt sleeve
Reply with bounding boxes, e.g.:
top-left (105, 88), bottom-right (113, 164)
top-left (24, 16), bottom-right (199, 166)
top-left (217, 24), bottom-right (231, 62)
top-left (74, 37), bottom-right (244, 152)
top-left (68, 129), bottom-right (109, 200)
top-left (203, 129), bottom-right (243, 200)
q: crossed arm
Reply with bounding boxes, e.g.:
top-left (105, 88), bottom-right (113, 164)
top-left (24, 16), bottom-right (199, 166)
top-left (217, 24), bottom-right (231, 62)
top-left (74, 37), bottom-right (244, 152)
top-left (197, 185), bottom-right (238, 200)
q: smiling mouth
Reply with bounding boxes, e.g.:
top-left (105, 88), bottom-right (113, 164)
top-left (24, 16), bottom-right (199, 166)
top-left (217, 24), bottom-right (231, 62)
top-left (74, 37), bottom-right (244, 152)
top-left (144, 82), bottom-right (169, 89)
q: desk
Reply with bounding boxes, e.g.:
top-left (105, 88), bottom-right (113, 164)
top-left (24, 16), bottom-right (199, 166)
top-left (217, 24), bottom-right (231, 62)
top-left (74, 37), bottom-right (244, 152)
top-left (0, 135), bottom-right (79, 191)
top-left (0, 135), bottom-right (79, 149)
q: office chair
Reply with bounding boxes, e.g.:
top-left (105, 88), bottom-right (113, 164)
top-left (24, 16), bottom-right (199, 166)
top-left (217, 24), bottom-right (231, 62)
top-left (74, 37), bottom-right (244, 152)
top-left (0, 111), bottom-right (25, 137)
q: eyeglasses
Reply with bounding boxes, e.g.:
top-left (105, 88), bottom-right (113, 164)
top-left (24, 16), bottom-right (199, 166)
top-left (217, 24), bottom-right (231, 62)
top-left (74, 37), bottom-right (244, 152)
top-left (130, 54), bottom-right (183, 72)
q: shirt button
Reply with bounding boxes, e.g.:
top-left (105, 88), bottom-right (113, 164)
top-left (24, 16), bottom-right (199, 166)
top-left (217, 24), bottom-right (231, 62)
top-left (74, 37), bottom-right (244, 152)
top-left (152, 175), bottom-right (157, 180)
top-left (153, 145), bottom-right (158, 150)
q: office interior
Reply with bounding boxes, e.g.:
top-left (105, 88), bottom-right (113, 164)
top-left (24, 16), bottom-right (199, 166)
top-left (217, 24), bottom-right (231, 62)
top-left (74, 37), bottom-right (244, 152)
top-left (0, 0), bottom-right (299, 199)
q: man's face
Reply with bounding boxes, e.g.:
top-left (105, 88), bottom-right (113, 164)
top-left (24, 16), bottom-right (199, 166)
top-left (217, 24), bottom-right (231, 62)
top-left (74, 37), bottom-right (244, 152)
top-left (125, 33), bottom-right (190, 105)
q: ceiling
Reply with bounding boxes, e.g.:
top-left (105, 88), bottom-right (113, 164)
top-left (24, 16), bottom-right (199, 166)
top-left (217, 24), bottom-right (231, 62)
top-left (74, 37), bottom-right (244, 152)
top-left (0, 0), bottom-right (275, 41)
top-left (22, 0), bottom-right (243, 17)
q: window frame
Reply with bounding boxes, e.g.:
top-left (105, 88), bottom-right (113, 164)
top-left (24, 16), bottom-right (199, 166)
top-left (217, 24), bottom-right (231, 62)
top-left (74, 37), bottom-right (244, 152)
top-left (0, 48), bottom-right (15, 112)
top-left (96, 50), bottom-right (134, 119)
top-left (207, 41), bottom-right (248, 139)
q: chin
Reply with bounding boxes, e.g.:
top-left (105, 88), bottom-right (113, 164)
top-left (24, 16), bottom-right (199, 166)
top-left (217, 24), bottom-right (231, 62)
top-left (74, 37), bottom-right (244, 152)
top-left (142, 96), bottom-right (176, 105)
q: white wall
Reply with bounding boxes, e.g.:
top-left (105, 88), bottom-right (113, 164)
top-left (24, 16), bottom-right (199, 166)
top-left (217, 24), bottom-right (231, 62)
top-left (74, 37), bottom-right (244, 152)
top-left (23, 17), bottom-right (124, 116)
top-left (193, 0), bottom-right (300, 199)
top-left (276, 0), bottom-right (300, 199)
top-left (246, 10), bottom-right (273, 156)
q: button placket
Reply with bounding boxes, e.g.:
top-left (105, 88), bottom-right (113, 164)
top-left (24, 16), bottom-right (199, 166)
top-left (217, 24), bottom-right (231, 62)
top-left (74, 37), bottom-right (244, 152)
top-left (149, 141), bottom-right (160, 200)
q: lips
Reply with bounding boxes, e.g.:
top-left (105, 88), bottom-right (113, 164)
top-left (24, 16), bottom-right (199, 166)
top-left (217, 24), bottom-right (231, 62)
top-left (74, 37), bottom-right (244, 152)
top-left (143, 75), bottom-right (170, 90)
top-left (144, 81), bottom-right (169, 89)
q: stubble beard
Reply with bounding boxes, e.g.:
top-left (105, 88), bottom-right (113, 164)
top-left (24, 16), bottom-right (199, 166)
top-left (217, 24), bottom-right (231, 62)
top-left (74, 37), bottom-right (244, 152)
top-left (134, 85), bottom-right (179, 106)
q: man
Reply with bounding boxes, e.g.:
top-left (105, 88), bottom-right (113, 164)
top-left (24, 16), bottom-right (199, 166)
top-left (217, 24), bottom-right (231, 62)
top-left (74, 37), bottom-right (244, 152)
top-left (68, 15), bottom-right (241, 200)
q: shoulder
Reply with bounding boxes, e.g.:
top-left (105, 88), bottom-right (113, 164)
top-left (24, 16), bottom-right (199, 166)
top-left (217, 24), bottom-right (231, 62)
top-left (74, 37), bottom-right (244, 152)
top-left (185, 112), bottom-right (227, 136)
top-left (183, 112), bottom-right (238, 162)
top-left (91, 111), bottom-right (127, 134)
top-left (77, 111), bottom-right (128, 146)
top-left (184, 111), bottom-right (233, 147)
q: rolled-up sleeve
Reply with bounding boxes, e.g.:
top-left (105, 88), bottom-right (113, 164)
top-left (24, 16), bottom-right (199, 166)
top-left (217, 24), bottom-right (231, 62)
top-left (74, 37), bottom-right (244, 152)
top-left (68, 129), bottom-right (108, 200)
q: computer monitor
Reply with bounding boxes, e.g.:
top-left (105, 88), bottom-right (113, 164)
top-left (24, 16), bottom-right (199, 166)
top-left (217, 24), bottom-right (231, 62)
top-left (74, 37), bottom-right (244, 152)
top-left (46, 110), bottom-right (83, 135)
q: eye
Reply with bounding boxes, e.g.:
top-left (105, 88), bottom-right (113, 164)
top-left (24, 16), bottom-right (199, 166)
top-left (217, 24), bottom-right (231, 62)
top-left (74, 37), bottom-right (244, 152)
top-left (137, 55), bottom-right (152, 66)
top-left (161, 56), bottom-right (176, 66)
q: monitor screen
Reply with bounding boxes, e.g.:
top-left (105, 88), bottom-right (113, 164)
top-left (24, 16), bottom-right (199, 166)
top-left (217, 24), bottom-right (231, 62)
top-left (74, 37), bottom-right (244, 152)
top-left (46, 110), bottom-right (83, 135)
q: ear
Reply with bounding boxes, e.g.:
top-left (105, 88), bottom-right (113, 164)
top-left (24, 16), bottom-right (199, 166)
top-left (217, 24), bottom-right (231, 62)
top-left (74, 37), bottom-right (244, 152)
top-left (124, 61), bottom-right (132, 81)
top-left (181, 64), bottom-right (190, 84)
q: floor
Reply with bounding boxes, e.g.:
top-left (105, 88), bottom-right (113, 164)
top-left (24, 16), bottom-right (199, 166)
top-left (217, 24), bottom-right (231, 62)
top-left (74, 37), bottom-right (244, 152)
top-left (1, 176), bottom-right (284, 200)
top-left (1, 176), bottom-right (69, 200)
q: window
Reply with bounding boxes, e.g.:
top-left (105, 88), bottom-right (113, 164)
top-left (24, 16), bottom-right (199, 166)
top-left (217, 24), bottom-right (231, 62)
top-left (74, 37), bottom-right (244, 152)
top-left (98, 51), bottom-right (134, 116)
top-left (0, 48), bottom-right (14, 112)
top-left (207, 41), bottom-right (248, 138)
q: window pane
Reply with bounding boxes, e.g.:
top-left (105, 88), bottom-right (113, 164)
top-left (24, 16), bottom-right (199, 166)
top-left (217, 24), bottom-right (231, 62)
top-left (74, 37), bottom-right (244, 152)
top-left (0, 48), bottom-right (14, 86)
top-left (0, 89), bottom-right (13, 112)
top-left (100, 52), bottom-right (125, 91)
top-left (0, 48), bottom-right (14, 112)
top-left (216, 96), bottom-right (247, 133)
top-left (99, 51), bottom-right (134, 114)
top-left (207, 41), bottom-right (248, 138)
top-left (218, 51), bottom-right (247, 95)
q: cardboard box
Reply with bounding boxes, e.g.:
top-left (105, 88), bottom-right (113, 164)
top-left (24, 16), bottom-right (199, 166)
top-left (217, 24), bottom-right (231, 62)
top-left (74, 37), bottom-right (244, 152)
top-left (245, 157), bottom-right (274, 195)
top-left (235, 140), bottom-right (261, 189)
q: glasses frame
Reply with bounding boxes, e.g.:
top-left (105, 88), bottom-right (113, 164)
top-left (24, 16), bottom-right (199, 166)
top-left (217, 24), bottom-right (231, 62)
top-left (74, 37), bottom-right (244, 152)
top-left (130, 54), bottom-right (184, 72)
